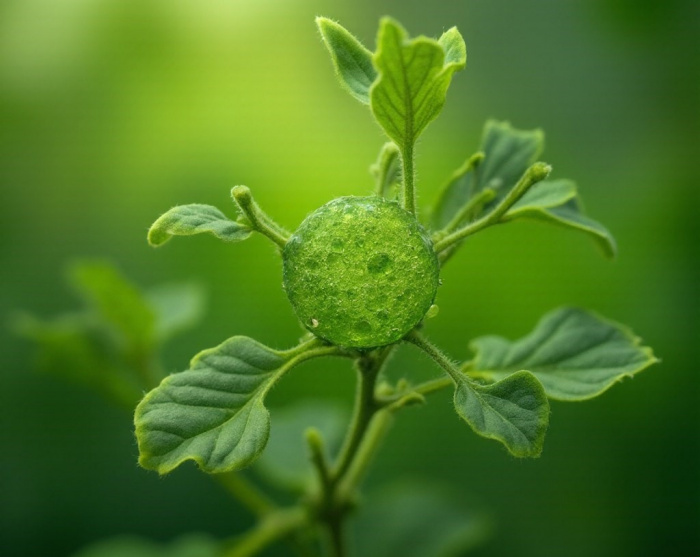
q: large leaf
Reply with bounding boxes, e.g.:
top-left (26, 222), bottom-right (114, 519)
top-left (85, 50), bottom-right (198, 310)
top-left (370, 18), bottom-right (466, 151)
top-left (316, 17), bottom-right (377, 104)
top-left (453, 371), bottom-right (549, 458)
top-left (135, 338), bottom-right (324, 474)
top-left (432, 120), bottom-right (543, 229)
top-left (352, 481), bottom-right (490, 557)
top-left (148, 204), bottom-right (251, 247)
top-left (467, 308), bottom-right (658, 401)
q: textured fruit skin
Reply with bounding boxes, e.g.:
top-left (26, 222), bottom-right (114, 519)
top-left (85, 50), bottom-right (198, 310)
top-left (283, 196), bottom-right (439, 348)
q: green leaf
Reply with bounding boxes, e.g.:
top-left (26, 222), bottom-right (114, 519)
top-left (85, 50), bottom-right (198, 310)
top-left (453, 371), bottom-right (549, 458)
top-left (148, 204), bottom-right (251, 247)
top-left (135, 338), bottom-right (324, 474)
top-left (69, 261), bottom-right (156, 349)
top-left (352, 481), bottom-right (491, 557)
top-left (255, 401), bottom-right (347, 490)
top-left (146, 283), bottom-right (205, 342)
top-left (370, 142), bottom-right (401, 198)
top-left (506, 179), bottom-right (577, 215)
top-left (316, 17), bottom-right (377, 104)
top-left (505, 196), bottom-right (617, 258)
top-left (467, 307), bottom-right (658, 401)
top-left (432, 120), bottom-right (543, 229)
top-left (370, 18), bottom-right (466, 151)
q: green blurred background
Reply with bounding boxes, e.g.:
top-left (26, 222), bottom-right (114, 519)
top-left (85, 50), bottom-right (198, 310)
top-left (2, 0), bottom-right (698, 556)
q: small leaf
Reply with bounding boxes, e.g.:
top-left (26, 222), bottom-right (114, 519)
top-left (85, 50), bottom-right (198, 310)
top-left (432, 120), bottom-right (543, 229)
top-left (453, 371), bottom-right (549, 458)
top-left (352, 481), bottom-right (491, 557)
top-left (370, 142), bottom-right (401, 198)
top-left (468, 308), bottom-right (658, 401)
top-left (135, 338), bottom-right (320, 474)
top-left (69, 261), bottom-right (156, 349)
top-left (148, 204), bottom-right (251, 247)
top-left (370, 18), bottom-right (466, 151)
top-left (505, 197), bottom-right (617, 258)
top-left (146, 283), bottom-right (205, 342)
top-left (316, 17), bottom-right (377, 104)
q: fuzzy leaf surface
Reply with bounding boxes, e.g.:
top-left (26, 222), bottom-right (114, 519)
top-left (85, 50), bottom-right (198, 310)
top-left (316, 17), bottom-right (377, 104)
top-left (453, 371), bottom-right (549, 458)
top-left (468, 308), bottom-right (658, 400)
top-left (432, 120), bottom-right (543, 229)
top-left (148, 204), bottom-right (251, 247)
top-left (135, 337), bottom-right (301, 474)
top-left (370, 18), bottom-right (465, 150)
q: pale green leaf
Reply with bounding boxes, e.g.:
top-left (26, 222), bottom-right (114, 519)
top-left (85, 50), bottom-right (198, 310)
top-left (432, 120), bottom-right (543, 229)
top-left (316, 17), bottom-right (377, 104)
top-left (468, 308), bottom-right (658, 401)
top-left (69, 261), bottom-right (155, 349)
top-left (146, 283), bottom-right (205, 342)
top-left (352, 481), bottom-right (491, 557)
top-left (255, 401), bottom-right (347, 490)
top-left (148, 204), bottom-right (251, 247)
top-left (370, 18), bottom-right (466, 150)
top-left (453, 371), bottom-right (549, 458)
top-left (505, 197), bottom-right (617, 258)
top-left (135, 338), bottom-right (322, 474)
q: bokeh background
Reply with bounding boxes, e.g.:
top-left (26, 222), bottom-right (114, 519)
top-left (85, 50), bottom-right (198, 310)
top-left (2, 0), bottom-right (698, 556)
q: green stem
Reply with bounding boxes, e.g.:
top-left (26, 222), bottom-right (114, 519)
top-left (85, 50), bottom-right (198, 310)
top-left (224, 507), bottom-right (308, 557)
top-left (436, 186), bottom-right (496, 239)
top-left (405, 330), bottom-right (462, 382)
top-left (231, 186), bottom-right (290, 249)
top-left (434, 162), bottom-right (551, 253)
top-left (402, 143), bottom-right (416, 214)
top-left (214, 472), bottom-right (276, 519)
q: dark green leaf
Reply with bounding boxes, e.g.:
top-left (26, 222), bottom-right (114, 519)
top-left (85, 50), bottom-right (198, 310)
top-left (135, 338), bottom-right (323, 474)
top-left (467, 307), bottom-right (658, 401)
top-left (505, 196), bottom-right (617, 258)
top-left (352, 481), bottom-right (491, 557)
top-left (148, 204), bottom-right (251, 247)
top-left (316, 17), bottom-right (377, 104)
top-left (370, 18), bottom-right (466, 151)
top-left (453, 371), bottom-right (549, 458)
top-left (432, 120), bottom-right (543, 229)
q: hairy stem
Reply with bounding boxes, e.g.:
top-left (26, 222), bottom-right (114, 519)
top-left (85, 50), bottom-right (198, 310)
top-left (231, 186), bottom-right (290, 249)
top-left (224, 507), bottom-right (308, 557)
top-left (434, 162), bottom-right (551, 253)
top-left (402, 143), bottom-right (416, 214)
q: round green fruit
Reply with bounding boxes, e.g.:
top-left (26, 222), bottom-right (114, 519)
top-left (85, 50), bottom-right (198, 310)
top-left (282, 196), bottom-right (439, 348)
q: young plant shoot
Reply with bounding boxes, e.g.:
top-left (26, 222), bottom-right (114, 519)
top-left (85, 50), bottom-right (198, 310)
top-left (133, 16), bottom-right (658, 557)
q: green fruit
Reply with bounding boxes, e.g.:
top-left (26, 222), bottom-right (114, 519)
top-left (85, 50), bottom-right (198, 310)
top-left (283, 196), bottom-right (439, 348)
